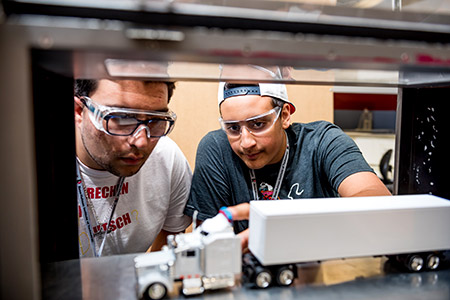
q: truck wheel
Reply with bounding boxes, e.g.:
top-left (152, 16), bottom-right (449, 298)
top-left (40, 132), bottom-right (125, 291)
top-left (144, 282), bottom-right (167, 300)
top-left (255, 269), bottom-right (272, 289)
top-left (276, 267), bottom-right (294, 287)
top-left (426, 254), bottom-right (440, 270)
top-left (406, 254), bottom-right (424, 272)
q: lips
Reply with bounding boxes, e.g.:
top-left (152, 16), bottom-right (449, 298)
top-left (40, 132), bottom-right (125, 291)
top-left (243, 151), bottom-right (261, 160)
top-left (120, 156), bottom-right (144, 165)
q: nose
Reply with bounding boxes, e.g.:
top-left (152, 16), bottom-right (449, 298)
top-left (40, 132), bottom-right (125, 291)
top-left (239, 127), bottom-right (256, 149)
top-left (129, 125), bottom-right (150, 148)
top-left (133, 125), bottom-right (151, 139)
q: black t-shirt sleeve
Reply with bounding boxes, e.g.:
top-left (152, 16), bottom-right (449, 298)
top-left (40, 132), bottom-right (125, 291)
top-left (184, 131), bottom-right (232, 221)
top-left (317, 124), bottom-right (374, 191)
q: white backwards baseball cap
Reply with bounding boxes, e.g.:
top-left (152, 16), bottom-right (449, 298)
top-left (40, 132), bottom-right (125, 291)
top-left (218, 82), bottom-right (296, 114)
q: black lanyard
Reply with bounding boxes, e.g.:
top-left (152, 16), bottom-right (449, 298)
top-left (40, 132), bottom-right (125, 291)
top-left (76, 160), bottom-right (125, 257)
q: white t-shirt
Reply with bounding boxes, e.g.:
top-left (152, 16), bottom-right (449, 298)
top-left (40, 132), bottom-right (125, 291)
top-left (78, 137), bottom-right (192, 257)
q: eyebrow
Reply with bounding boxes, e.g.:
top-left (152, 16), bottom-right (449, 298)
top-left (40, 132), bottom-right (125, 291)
top-left (85, 96), bottom-right (169, 113)
top-left (105, 104), bottom-right (169, 113)
top-left (223, 108), bottom-right (276, 123)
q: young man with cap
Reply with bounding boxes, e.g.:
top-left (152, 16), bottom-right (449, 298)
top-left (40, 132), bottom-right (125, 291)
top-left (75, 79), bottom-right (192, 257)
top-left (184, 81), bottom-right (391, 249)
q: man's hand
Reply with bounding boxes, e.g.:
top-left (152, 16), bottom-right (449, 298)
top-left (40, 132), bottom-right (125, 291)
top-left (238, 229), bottom-right (249, 253)
top-left (225, 203), bottom-right (251, 252)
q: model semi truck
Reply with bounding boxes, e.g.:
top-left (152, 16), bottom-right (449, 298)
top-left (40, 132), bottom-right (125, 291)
top-left (134, 220), bottom-right (241, 300)
top-left (134, 194), bottom-right (450, 299)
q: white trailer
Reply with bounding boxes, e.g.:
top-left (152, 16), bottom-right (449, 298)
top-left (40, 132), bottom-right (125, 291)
top-left (245, 194), bottom-right (450, 288)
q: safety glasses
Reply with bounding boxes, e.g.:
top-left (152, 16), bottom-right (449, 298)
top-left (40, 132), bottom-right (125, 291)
top-left (80, 96), bottom-right (176, 138)
top-left (219, 106), bottom-right (281, 138)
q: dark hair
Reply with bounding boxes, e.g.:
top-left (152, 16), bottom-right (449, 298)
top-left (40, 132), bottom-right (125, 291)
top-left (74, 79), bottom-right (176, 103)
top-left (74, 79), bottom-right (98, 98)
top-left (221, 83), bottom-right (285, 112)
top-left (223, 83), bottom-right (258, 91)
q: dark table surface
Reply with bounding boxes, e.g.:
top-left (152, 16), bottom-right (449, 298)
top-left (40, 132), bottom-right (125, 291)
top-left (42, 254), bottom-right (450, 300)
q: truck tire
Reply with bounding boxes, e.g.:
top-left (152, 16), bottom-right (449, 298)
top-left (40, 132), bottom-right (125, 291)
top-left (144, 282), bottom-right (167, 300)
top-left (406, 254), bottom-right (424, 272)
top-left (276, 267), bottom-right (295, 287)
top-left (426, 254), bottom-right (440, 270)
top-left (255, 268), bottom-right (272, 289)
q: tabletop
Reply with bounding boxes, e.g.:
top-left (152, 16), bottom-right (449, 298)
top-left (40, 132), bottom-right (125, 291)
top-left (42, 253), bottom-right (450, 300)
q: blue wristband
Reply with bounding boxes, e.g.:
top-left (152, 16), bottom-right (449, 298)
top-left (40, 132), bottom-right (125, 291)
top-left (219, 206), bottom-right (233, 223)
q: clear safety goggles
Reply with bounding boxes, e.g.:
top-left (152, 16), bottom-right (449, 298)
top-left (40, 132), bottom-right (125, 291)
top-left (80, 96), bottom-right (176, 138)
top-left (219, 106), bottom-right (281, 138)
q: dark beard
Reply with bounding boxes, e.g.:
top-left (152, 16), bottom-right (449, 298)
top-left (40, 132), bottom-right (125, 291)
top-left (81, 132), bottom-right (130, 177)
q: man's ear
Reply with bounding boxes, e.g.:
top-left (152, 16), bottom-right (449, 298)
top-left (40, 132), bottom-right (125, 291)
top-left (281, 103), bottom-right (291, 129)
top-left (74, 96), bottom-right (84, 126)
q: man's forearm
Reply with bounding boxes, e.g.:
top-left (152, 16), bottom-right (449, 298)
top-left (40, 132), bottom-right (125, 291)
top-left (148, 229), bottom-right (183, 252)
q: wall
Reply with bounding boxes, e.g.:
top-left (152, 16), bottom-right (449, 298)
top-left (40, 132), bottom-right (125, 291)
top-left (346, 131), bottom-right (395, 179)
top-left (169, 81), bottom-right (334, 169)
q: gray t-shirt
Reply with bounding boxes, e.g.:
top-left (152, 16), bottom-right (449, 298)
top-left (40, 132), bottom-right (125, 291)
top-left (184, 121), bottom-right (374, 234)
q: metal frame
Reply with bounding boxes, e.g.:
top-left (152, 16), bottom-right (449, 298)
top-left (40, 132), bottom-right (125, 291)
top-left (2, 1), bottom-right (450, 299)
